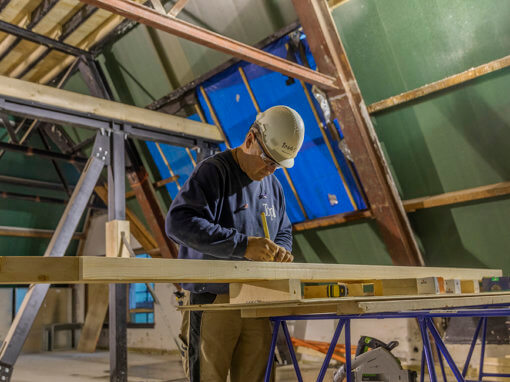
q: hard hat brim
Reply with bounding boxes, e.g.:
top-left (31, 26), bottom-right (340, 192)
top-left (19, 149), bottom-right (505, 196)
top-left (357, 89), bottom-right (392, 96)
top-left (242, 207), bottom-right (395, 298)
top-left (278, 157), bottom-right (294, 169)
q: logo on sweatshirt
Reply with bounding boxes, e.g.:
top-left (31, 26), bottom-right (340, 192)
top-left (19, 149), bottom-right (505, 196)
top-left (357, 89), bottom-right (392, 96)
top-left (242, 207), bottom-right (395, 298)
top-left (263, 203), bottom-right (276, 221)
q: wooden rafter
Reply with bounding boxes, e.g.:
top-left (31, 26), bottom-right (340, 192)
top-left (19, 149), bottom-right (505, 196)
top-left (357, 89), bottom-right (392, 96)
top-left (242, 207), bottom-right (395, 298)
top-left (367, 53), bottom-right (510, 114)
top-left (168, 0), bottom-right (188, 17)
top-left (79, 0), bottom-right (339, 90)
top-left (293, 0), bottom-right (423, 266)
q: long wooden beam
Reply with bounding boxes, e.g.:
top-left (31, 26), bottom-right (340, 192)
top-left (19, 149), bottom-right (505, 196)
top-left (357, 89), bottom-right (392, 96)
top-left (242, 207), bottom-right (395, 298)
top-left (0, 226), bottom-right (84, 240)
top-left (78, 0), bottom-right (338, 90)
top-left (403, 181), bottom-right (510, 212)
top-left (0, 75), bottom-right (222, 142)
top-left (294, 181), bottom-right (510, 231)
top-left (293, 0), bottom-right (423, 266)
top-left (367, 54), bottom-right (510, 114)
top-left (293, 210), bottom-right (372, 232)
top-left (0, 257), bottom-right (500, 284)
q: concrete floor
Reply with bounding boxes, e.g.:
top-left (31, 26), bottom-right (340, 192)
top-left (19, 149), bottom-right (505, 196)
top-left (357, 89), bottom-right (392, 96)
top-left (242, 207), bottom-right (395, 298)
top-left (11, 350), bottom-right (336, 382)
top-left (13, 351), bottom-right (187, 382)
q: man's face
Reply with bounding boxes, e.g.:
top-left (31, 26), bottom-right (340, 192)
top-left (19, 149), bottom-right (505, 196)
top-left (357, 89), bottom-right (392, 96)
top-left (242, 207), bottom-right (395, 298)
top-left (243, 131), bottom-right (279, 181)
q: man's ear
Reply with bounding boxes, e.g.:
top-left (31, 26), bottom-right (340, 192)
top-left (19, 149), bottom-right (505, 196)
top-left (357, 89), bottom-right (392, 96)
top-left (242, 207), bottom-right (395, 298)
top-left (245, 130), bottom-right (255, 150)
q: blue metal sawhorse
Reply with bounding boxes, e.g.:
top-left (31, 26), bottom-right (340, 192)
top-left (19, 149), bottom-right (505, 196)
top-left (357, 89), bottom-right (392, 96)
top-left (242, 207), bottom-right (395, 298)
top-left (264, 305), bottom-right (510, 382)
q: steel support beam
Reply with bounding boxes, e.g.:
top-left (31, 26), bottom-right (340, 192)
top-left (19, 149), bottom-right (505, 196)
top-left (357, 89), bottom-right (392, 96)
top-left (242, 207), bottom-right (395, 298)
top-left (79, 0), bottom-right (338, 90)
top-left (0, 174), bottom-right (70, 191)
top-left (0, 133), bottom-right (109, 381)
top-left (107, 125), bottom-right (128, 382)
top-left (0, 20), bottom-right (91, 58)
top-left (0, 189), bottom-right (104, 209)
top-left (0, 113), bottom-right (18, 143)
top-left (0, 77), bottom-right (221, 148)
top-left (79, 56), bottom-right (180, 261)
top-left (292, 0), bottom-right (423, 266)
top-left (0, 140), bottom-right (88, 164)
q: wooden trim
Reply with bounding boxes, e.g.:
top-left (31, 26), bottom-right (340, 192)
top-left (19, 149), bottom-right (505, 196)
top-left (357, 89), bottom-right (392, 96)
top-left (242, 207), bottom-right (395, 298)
top-left (150, 0), bottom-right (166, 14)
top-left (79, 0), bottom-right (338, 90)
top-left (0, 257), bottom-right (500, 284)
top-left (292, 181), bottom-right (510, 231)
top-left (0, 75), bottom-right (221, 141)
top-left (403, 181), bottom-right (510, 212)
top-left (292, 209), bottom-right (372, 232)
top-left (168, 0), bottom-right (188, 17)
top-left (179, 291), bottom-right (510, 316)
top-left (367, 54), bottom-right (510, 114)
top-left (0, 226), bottom-right (84, 240)
top-left (125, 174), bottom-right (179, 199)
top-left (328, 0), bottom-right (350, 10)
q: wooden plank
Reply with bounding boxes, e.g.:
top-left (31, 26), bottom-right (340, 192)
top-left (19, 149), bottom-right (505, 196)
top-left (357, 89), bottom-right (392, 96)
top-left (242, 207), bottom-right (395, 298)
top-left (0, 225), bottom-right (84, 240)
top-left (0, 75), bottom-right (222, 141)
top-left (181, 291), bottom-right (510, 318)
top-left (77, 283), bottom-right (108, 352)
top-left (150, 0), bottom-right (166, 14)
top-left (292, 209), bottom-right (372, 232)
top-left (292, 181), bottom-right (510, 231)
top-left (293, 0), bottom-right (423, 266)
top-left (230, 280), bottom-right (301, 304)
top-left (367, 53), bottom-right (510, 114)
top-left (94, 185), bottom-right (158, 253)
top-left (182, 291), bottom-right (510, 313)
top-left (168, 0), bottom-right (188, 17)
top-left (241, 304), bottom-right (345, 318)
top-left (105, 220), bottom-right (130, 258)
top-left (403, 181), bottom-right (510, 212)
top-left (125, 174), bottom-right (179, 199)
top-left (355, 293), bottom-right (510, 314)
top-left (0, 257), bottom-right (501, 285)
top-left (0, 256), bottom-right (79, 284)
top-left (80, 258), bottom-right (502, 284)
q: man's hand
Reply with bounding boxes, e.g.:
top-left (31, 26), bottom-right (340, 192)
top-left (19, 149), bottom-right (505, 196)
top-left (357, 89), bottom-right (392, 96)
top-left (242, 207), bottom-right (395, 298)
top-left (244, 237), bottom-right (277, 261)
top-left (244, 237), bottom-right (293, 262)
top-left (274, 245), bottom-right (294, 263)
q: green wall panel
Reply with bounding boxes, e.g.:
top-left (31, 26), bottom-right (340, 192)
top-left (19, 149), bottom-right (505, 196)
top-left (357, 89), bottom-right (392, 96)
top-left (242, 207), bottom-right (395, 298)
top-left (293, 220), bottom-right (392, 265)
top-left (331, 0), bottom-right (510, 272)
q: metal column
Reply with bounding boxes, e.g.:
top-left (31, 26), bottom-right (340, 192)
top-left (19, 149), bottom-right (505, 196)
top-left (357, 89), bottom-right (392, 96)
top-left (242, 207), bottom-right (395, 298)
top-left (108, 124), bottom-right (128, 382)
top-left (0, 132), bottom-right (109, 381)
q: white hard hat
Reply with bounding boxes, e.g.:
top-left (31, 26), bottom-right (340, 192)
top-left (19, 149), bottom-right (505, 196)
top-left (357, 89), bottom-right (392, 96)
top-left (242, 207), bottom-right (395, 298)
top-left (253, 106), bottom-right (305, 168)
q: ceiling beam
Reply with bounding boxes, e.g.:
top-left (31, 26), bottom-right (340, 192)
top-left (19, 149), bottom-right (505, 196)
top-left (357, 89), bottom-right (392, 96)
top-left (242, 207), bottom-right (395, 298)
top-left (0, 0), bottom-right (60, 62)
top-left (292, 0), bottom-right (423, 266)
top-left (79, 0), bottom-right (338, 90)
top-left (168, 0), bottom-right (188, 17)
top-left (0, 1), bottom-right (11, 14)
top-left (0, 75), bottom-right (222, 143)
top-left (0, 140), bottom-right (88, 164)
top-left (0, 20), bottom-right (91, 58)
top-left (61, 5), bottom-right (99, 42)
top-left (0, 225), bottom-right (84, 240)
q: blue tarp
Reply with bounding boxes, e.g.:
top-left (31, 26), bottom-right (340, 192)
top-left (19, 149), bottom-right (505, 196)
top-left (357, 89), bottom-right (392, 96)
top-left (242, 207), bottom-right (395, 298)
top-left (146, 31), bottom-right (365, 223)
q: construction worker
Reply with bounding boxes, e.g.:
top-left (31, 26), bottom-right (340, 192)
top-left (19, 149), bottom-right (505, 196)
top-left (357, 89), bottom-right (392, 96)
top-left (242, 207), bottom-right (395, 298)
top-left (166, 105), bottom-right (305, 382)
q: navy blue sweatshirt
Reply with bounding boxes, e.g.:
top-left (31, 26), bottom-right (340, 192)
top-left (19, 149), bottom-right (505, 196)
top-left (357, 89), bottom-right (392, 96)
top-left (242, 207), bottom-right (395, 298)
top-left (165, 150), bottom-right (292, 294)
